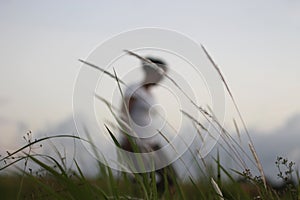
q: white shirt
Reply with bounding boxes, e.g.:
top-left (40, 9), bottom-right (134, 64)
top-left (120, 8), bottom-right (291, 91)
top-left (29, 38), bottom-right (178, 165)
top-left (120, 83), bottom-right (161, 147)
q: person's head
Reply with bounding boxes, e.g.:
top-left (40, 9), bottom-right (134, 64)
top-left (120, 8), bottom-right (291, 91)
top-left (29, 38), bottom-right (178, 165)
top-left (142, 56), bottom-right (168, 87)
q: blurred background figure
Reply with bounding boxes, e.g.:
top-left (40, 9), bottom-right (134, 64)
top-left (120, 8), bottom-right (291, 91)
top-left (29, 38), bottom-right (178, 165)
top-left (119, 56), bottom-right (175, 194)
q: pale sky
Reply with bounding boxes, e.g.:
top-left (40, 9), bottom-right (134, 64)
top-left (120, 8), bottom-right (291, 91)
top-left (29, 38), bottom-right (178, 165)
top-left (0, 0), bottom-right (300, 150)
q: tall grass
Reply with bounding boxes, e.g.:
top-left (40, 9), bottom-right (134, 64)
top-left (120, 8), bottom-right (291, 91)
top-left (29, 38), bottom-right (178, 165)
top-left (0, 50), bottom-right (299, 199)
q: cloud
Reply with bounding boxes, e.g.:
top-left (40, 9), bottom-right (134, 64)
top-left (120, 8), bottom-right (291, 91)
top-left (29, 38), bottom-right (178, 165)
top-left (247, 114), bottom-right (300, 181)
top-left (204, 113), bottom-right (300, 183)
top-left (0, 117), bottom-right (28, 151)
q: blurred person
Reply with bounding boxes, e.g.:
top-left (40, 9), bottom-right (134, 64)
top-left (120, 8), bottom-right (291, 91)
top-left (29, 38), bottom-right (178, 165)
top-left (119, 56), bottom-right (175, 194)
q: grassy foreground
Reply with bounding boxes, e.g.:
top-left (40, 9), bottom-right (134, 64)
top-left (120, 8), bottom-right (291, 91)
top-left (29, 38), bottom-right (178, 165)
top-left (0, 144), bottom-right (299, 200)
top-left (1, 49), bottom-right (299, 199)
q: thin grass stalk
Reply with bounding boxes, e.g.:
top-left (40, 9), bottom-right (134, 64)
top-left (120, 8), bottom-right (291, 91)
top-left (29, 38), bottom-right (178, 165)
top-left (248, 142), bottom-right (267, 189)
top-left (233, 119), bottom-right (242, 145)
top-left (200, 45), bottom-right (253, 143)
top-left (194, 106), bottom-right (248, 170)
top-left (157, 130), bottom-right (202, 181)
top-left (200, 46), bottom-right (266, 173)
top-left (112, 68), bottom-right (139, 139)
top-left (206, 102), bottom-right (258, 169)
top-left (211, 177), bottom-right (224, 200)
top-left (0, 135), bottom-right (83, 164)
top-left (78, 59), bottom-right (125, 84)
top-left (206, 105), bottom-right (251, 169)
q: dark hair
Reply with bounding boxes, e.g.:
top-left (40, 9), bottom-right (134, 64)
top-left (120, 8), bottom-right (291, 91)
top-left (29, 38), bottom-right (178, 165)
top-left (145, 57), bottom-right (166, 66)
top-left (143, 56), bottom-right (168, 72)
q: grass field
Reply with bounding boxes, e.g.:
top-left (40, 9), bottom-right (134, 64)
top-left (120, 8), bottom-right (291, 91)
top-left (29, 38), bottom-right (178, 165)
top-left (1, 50), bottom-right (299, 199)
top-left (0, 147), bottom-right (299, 199)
